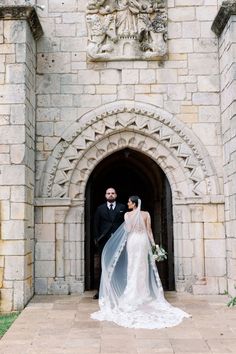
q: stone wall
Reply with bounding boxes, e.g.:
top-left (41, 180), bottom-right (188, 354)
top-left (0, 1), bottom-right (233, 309)
top-left (33, 0), bottom-right (226, 296)
top-left (35, 0), bottom-right (223, 194)
top-left (213, 2), bottom-right (236, 296)
top-left (0, 7), bottom-right (41, 311)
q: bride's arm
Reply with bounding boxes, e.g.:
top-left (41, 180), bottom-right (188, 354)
top-left (124, 212), bottom-right (131, 232)
top-left (146, 212), bottom-right (155, 246)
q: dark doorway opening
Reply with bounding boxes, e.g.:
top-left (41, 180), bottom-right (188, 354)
top-left (85, 148), bottom-right (175, 291)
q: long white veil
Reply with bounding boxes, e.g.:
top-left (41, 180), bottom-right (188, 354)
top-left (98, 199), bottom-right (163, 309)
top-left (91, 199), bottom-right (190, 329)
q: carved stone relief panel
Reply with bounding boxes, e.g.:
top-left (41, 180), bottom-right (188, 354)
top-left (86, 0), bottom-right (167, 61)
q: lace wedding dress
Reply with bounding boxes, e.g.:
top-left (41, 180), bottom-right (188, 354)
top-left (91, 201), bottom-right (190, 329)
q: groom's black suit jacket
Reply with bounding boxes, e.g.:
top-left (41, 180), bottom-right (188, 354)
top-left (94, 202), bottom-right (126, 251)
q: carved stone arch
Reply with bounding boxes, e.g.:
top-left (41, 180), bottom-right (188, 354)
top-left (39, 101), bottom-right (220, 200)
top-left (69, 130), bottom-right (193, 200)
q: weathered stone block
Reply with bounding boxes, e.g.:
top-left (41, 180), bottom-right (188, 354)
top-left (100, 70), bottom-right (120, 84)
top-left (96, 85), bottom-right (117, 94)
top-left (1, 165), bottom-right (25, 185)
top-left (11, 186), bottom-right (26, 202)
top-left (169, 39), bottom-right (193, 53)
top-left (6, 64), bottom-right (25, 84)
top-left (189, 54), bottom-right (219, 75)
top-left (183, 240), bottom-right (194, 257)
top-left (35, 242), bottom-right (55, 261)
top-left (10, 145), bottom-right (25, 164)
top-left (5, 256), bottom-right (25, 280)
top-left (49, 0), bottom-right (78, 12)
top-left (48, 279), bottom-right (69, 295)
top-left (0, 289), bottom-right (13, 312)
top-left (35, 224), bottom-right (55, 242)
top-left (78, 70), bottom-right (99, 84)
top-left (1, 200), bottom-right (10, 221)
top-left (194, 38), bottom-right (218, 53)
top-left (0, 186), bottom-right (10, 200)
top-left (0, 84), bottom-right (25, 104)
top-left (156, 69), bottom-right (178, 83)
top-left (35, 277), bottom-right (48, 294)
top-left (192, 92), bottom-right (219, 105)
top-left (55, 24), bottom-right (76, 37)
top-left (205, 258), bottom-right (226, 276)
top-left (121, 70), bottom-right (139, 85)
top-left (4, 21), bottom-right (27, 44)
top-left (168, 22), bottom-right (182, 39)
top-left (196, 6), bottom-right (217, 21)
top-left (37, 122), bottom-right (54, 137)
top-left (11, 202), bottom-right (26, 220)
top-left (199, 106), bottom-right (220, 123)
top-left (197, 75), bottom-right (220, 92)
top-left (135, 93), bottom-right (163, 107)
top-left (36, 74), bottom-right (60, 94)
top-left (1, 220), bottom-right (25, 240)
top-left (192, 123), bottom-right (218, 145)
top-left (118, 85), bottom-right (134, 100)
top-left (35, 260), bottom-right (55, 278)
top-left (167, 84), bottom-right (186, 100)
top-left (182, 22), bottom-right (200, 38)
top-left (140, 70), bottom-right (156, 84)
top-left (205, 239), bottom-right (226, 258)
top-left (60, 37), bottom-right (87, 52)
top-left (37, 53), bottom-right (71, 74)
top-left (74, 94), bottom-right (101, 107)
top-left (168, 7), bottom-right (195, 22)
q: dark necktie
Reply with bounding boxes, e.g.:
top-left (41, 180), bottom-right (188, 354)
top-left (109, 203), bottom-right (115, 220)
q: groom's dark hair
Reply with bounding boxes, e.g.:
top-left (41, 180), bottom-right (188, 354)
top-left (129, 195), bottom-right (140, 207)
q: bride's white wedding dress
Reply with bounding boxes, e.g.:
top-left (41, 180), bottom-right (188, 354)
top-left (91, 202), bottom-right (190, 329)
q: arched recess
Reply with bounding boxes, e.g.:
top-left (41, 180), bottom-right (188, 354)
top-left (36, 101), bottom-right (223, 295)
top-left (39, 101), bottom-right (220, 199)
top-left (85, 148), bottom-right (174, 291)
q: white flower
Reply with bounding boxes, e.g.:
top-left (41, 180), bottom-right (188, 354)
top-left (153, 254), bottom-right (158, 261)
top-left (152, 244), bottom-right (167, 262)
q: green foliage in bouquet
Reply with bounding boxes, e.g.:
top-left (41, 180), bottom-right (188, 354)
top-left (152, 244), bottom-right (167, 262)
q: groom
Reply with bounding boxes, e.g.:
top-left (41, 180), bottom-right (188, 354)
top-left (93, 187), bottom-right (126, 299)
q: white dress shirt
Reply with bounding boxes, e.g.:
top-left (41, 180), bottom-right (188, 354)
top-left (107, 201), bottom-right (116, 210)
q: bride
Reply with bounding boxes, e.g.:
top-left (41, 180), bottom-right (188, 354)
top-left (91, 195), bottom-right (190, 329)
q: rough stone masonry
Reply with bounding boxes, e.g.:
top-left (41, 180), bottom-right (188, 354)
top-left (0, 0), bottom-right (235, 312)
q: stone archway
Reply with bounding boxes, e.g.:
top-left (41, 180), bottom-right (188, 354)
top-left (85, 147), bottom-right (175, 291)
top-left (35, 101), bottom-right (224, 295)
top-left (39, 100), bottom-right (220, 199)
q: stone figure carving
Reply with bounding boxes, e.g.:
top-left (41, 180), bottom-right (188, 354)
top-left (86, 0), bottom-right (167, 61)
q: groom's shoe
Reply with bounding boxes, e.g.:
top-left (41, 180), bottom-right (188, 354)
top-left (93, 292), bottom-right (99, 299)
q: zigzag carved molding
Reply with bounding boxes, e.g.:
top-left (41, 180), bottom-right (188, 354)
top-left (39, 101), bottom-right (219, 199)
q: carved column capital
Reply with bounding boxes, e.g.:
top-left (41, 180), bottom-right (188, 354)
top-left (212, 1), bottom-right (236, 36)
top-left (0, 5), bottom-right (43, 40)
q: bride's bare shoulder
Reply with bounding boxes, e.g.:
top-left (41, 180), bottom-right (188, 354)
top-left (141, 211), bottom-right (150, 218)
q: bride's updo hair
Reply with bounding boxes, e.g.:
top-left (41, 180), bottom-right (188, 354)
top-left (129, 195), bottom-right (140, 207)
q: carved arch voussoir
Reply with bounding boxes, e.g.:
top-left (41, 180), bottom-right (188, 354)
top-left (39, 101), bottom-right (220, 199)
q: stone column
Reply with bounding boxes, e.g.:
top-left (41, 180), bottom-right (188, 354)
top-left (174, 198), bottom-right (225, 294)
top-left (212, 1), bottom-right (236, 296)
top-left (34, 198), bottom-right (70, 295)
top-left (173, 204), bottom-right (192, 292)
top-left (34, 198), bottom-right (85, 295)
top-left (0, 6), bottom-right (42, 311)
top-left (190, 206), bottom-right (205, 283)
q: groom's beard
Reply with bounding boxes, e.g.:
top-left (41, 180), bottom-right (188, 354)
top-left (106, 198), bottom-right (116, 203)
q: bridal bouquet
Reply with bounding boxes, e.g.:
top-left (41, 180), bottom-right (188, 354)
top-left (152, 244), bottom-right (167, 262)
